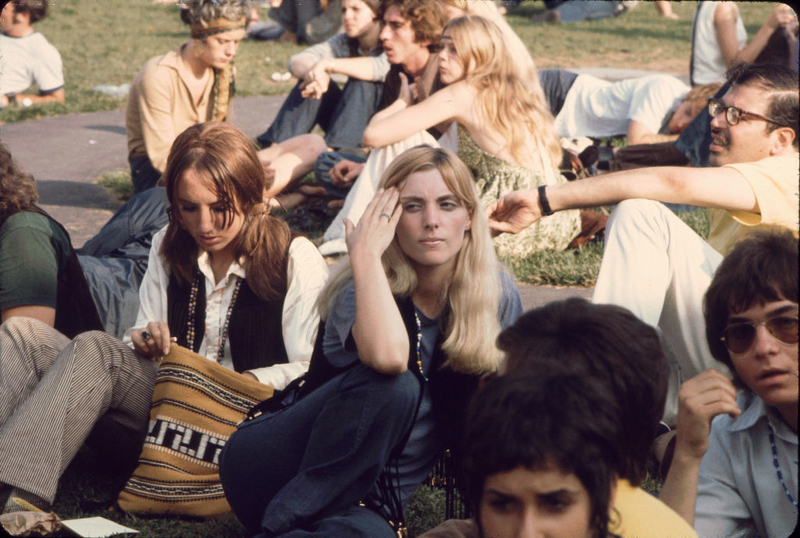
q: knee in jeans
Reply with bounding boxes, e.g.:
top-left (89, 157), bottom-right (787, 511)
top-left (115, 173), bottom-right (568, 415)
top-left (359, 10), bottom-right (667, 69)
top-left (368, 368), bottom-right (420, 412)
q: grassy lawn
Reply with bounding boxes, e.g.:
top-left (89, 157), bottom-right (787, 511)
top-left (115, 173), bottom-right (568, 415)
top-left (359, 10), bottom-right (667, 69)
top-left (0, 1), bottom-right (777, 123)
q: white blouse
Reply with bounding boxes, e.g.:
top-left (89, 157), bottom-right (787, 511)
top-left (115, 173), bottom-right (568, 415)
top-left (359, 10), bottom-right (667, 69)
top-left (124, 228), bottom-right (329, 390)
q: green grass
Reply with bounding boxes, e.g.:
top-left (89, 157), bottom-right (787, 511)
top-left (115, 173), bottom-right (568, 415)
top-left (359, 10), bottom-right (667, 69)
top-left (0, 1), bottom-right (778, 123)
top-left (97, 170), bottom-right (136, 201)
top-left (507, 206), bottom-right (710, 288)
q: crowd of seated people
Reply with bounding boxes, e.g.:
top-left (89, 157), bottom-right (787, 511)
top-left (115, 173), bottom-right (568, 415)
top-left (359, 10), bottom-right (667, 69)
top-left (1, 1), bottom-right (798, 537)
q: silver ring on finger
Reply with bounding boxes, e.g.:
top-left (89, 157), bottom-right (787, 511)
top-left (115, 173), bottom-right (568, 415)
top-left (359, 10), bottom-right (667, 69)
top-left (141, 330), bottom-right (151, 341)
top-left (379, 212), bottom-right (392, 219)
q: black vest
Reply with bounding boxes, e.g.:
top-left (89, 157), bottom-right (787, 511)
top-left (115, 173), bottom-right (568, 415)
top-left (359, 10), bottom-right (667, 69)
top-left (23, 207), bottom-right (104, 338)
top-left (166, 271), bottom-right (289, 373)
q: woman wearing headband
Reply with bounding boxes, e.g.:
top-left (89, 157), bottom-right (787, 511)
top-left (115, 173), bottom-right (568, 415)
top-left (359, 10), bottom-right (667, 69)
top-left (126, 0), bottom-right (325, 195)
top-left (0, 122), bottom-right (328, 514)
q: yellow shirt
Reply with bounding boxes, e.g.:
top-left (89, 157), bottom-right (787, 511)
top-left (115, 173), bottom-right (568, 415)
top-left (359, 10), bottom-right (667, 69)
top-left (125, 46), bottom-right (220, 173)
top-left (612, 479), bottom-right (698, 538)
top-left (707, 153), bottom-right (799, 255)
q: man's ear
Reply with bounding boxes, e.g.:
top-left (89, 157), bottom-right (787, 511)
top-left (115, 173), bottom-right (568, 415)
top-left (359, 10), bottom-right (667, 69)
top-left (770, 126), bottom-right (796, 155)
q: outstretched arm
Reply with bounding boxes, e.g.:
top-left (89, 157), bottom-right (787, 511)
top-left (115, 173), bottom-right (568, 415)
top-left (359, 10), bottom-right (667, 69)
top-left (659, 370), bottom-right (740, 525)
top-left (486, 165), bottom-right (758, 235)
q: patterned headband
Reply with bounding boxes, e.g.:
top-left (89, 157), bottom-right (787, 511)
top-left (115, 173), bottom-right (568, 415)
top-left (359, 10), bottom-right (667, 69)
top-left (190, 17), bottom-right (246, 39)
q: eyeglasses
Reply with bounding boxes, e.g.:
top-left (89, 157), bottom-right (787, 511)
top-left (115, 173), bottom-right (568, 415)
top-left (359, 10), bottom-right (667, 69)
top-left (721, 315), bottom-right (799, 354)
top-left (708, 98), bottom-right (781, 127)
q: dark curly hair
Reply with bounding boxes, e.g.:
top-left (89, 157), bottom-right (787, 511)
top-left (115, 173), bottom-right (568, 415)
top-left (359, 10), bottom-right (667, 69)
top-left (0, 142), bottom-right (39, 224)
top-left (378, 0), bottom-right (447, 47)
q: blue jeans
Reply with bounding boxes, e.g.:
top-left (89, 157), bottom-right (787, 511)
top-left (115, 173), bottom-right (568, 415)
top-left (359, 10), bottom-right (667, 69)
top-left (258, 78), bottom-right (383, 150)
top-left (77, 187), bottom-right (169, 338)
top-left (549, 0), bottom-right (621, 22)
top-left (219, 364), bottom-right (420, 537)
top-left (129, 154), bottom-right (161, 194)
top-left (314, 151), bottom-right (367, 199)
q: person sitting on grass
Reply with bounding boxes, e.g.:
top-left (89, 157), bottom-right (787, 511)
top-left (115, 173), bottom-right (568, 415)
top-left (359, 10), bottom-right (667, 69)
top-left (422, 298), bottom-right (698, 538)
top-left (0, 0), bottom-right (65, 109)
top-left (219, 145), bottom-right (522, 537)
top-left (659, 230), bottom-right (797, 538)
top-left (256, 0), bottom-right (387, 153)
top-left (126, 0), bottom-right (325, 194)
top-left (0, 121), bottom-right (328, 515)
top-left (486, 63), bottom-right (799, 426)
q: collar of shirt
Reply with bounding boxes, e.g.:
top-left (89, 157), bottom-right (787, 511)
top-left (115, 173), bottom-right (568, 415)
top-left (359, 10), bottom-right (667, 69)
top-left (728, 390), bottom-right (797, 444)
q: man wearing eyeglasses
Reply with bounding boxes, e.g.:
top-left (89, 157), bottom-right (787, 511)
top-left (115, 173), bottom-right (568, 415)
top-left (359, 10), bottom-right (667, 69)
top-left (485, 63), bottom-right (798, 426)
top-left (659, 231), bottom-right (797, 538)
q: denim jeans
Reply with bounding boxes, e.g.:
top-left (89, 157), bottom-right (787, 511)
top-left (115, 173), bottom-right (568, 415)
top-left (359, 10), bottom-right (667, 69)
top-left (219, 364), bottom-right (420, 537)
top-left (538, 69), bottom-right (579, 117)
top-left (314, 151), bottom-right (367, 199)
top-left (257, 78), bottom-right (383, 150)
top-left (129, 154), bottom-right (161, 194)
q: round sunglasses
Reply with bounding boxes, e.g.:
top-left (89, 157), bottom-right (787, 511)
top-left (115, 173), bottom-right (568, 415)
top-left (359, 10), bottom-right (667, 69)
top-left (721, 315), bottom-right (799, 354)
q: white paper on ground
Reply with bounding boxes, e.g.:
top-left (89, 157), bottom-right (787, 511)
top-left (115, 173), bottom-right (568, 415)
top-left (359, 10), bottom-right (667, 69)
top-left (61, 517), bottom-right (139, 538)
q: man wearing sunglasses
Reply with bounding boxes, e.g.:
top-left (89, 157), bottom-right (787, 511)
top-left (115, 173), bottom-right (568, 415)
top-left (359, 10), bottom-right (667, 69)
top-left (486, 62), bottom-right (798, 426)
top-left (660, 231), bottom-right (797, 538)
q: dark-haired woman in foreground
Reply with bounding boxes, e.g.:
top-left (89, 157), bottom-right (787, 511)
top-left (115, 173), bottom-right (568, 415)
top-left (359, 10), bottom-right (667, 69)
top-left (0, 122), bottom-right (327, 514)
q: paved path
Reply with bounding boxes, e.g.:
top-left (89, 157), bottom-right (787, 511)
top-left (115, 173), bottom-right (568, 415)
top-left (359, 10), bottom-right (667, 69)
top-left (0, 94), bottom-right (595, 310)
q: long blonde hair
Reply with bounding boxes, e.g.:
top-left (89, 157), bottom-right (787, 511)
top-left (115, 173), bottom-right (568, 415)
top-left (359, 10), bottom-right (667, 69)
top-left (319, 145), bottom-right (504, 374)
top-left (441, 0), bottom-right (539, 87)
top-left (446, 15), bottom-right (562, 169)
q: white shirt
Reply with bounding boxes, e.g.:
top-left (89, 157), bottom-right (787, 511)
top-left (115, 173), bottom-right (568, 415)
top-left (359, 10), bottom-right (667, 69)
top-left (691, 1), bottom-right (747, 85)
top-left (0, 31), bottom-right (64, 95)
top-left (695, 391), bottom-right (798, 538)
top-left (554, 74), bottom-right (689, 139)
top-left (124, 229), bottom-right (329, 390)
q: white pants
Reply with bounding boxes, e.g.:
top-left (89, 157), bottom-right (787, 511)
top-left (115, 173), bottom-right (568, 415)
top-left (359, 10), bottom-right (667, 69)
top-left (0, 318), bottom-right (158, 503)
top-left (592, 200), bottom-right (727, 426)
top-left (319, 131), bottom-right (439, 256)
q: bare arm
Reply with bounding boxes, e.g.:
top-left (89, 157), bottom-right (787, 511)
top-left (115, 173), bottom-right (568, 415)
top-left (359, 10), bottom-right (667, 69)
top-left (362, 78), bottom-right (461, 148)
top-left (627, 120), bottom-right (679, 145)
top-left (346, 188), bottom-right (409, 374)
top-left (298, 56), bottom-right (379, 99)
top-left (659, 370), bottom-right (741, 525)
top-left (487, 165), bottom-right (758, 234)
top-left (1, 305), bottom-right (56, 326)
top-left (715, 2), bottom-right (795, 68)
top-left (10, 88), bottom-right (66, 105)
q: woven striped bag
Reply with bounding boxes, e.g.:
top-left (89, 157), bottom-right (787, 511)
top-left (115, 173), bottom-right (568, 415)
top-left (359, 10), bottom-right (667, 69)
top-left (117, 344), bottom-right (273, 518)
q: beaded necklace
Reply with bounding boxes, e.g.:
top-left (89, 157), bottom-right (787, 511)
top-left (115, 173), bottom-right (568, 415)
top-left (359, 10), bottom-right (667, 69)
top-left (186, 269), bottom-right (243, 361)
top-left (767, 423), bottom-right (798, 509)
top-left (414, 312), bottom-right (428, 381)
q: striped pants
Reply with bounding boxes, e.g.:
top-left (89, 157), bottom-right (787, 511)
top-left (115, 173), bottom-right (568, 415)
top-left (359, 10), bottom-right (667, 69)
top-left (0, 317), bottom-right (158, 504)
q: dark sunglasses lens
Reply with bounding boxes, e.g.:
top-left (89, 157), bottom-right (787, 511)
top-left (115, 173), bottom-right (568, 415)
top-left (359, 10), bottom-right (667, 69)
top-left (767, 316), bottom-right (799, 345)
top-left (724, 324), bottom-right (755, 353)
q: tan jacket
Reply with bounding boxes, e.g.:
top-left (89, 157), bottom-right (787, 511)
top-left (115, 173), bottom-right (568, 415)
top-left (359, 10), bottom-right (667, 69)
top-left (126, 46), bottom-right (227, 172)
